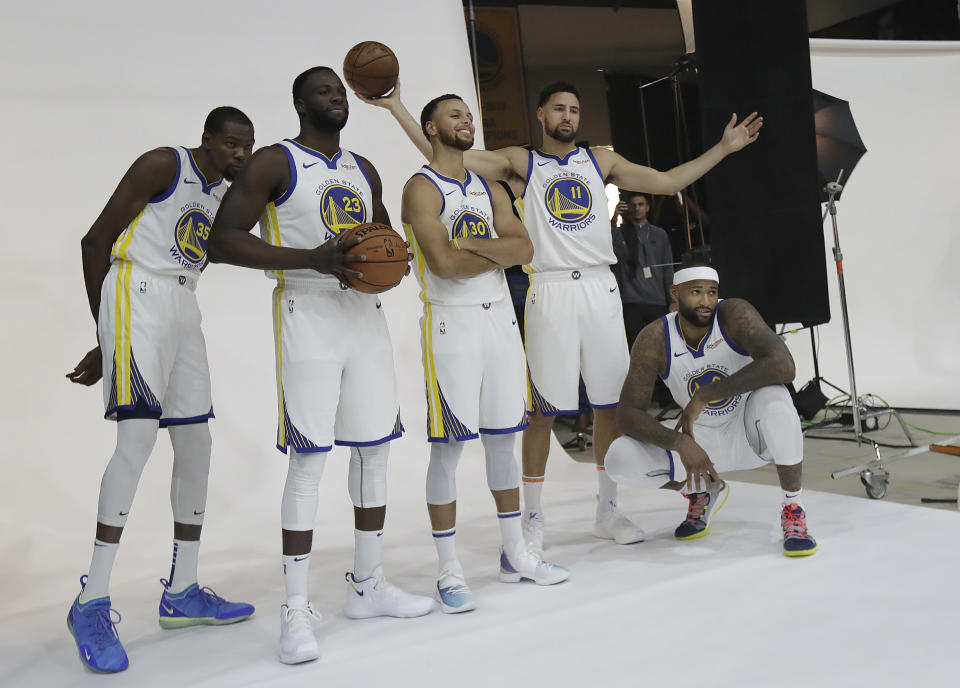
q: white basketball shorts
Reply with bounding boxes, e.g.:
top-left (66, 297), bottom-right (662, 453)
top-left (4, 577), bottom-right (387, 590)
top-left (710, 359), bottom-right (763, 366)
top-left (421, 297), bottom-right (528, 442)
top-left (272, 279), bottom-right (401, 453)
top-left (99, 261), bottom-right (212, 426)
top-left (524, 265), bottom-right (630, 414)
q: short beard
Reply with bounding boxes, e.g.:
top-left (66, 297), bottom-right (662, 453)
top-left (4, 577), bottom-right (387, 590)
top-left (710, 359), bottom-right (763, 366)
top-left (309, 109), bottom-right (348, 132)
top-left (546, 123), bottom-right (577, 143)
top-left (678, 303), bottom-right (715, 328)
top-left (439, 129), bottom-right (473, 151)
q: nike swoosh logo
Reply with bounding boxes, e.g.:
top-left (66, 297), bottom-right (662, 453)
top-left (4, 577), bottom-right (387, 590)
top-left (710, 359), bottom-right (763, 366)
top-left (302, 161), bottom-right (321, 169)
top-left (293, 555), bottom-right (310, 562)
top-left (537, 162), bottom-right (550, 166)
top-left (609, 287), bottom-right (617, 293)
top-left (193, 510), bottom-right (204, 515)
top-left (161, 602), bottom-right (175, 614)
top-left (83, 647), bottom-right (92, 661)
top-left (184, 179), bottom-right (198, 184)
top-left (445, 190), bottom-right (456, 195)
top-left (351, 585), bottom-right (364, 597)
top-left (674, 352), bottom-right (687, 358)
top-left (511, 320), bottom-right (517, 325)
top-left (119, 511), bottom-right (129, 516)
top-left (376, 302), bottom-right (382, 309)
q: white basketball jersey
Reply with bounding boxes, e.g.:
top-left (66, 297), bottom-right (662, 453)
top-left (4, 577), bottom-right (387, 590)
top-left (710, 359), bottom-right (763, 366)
top-left (259, 140), bottom-right (373, 284)
top-left (405, 166), bottom-right (508, 306)
top-left (111, 147), bottom-right (224, 278)
top-left (661, 301), bottom-right (753, 427)
top-left (519, 147), bottom-right (616, 274)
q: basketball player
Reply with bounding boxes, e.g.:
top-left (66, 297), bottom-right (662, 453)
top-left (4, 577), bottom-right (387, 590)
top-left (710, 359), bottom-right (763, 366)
top-left (207, 66), bottom-right (432, 665)
top-left (64, 107), bottom-right (256, 673)
top-left (403, 94), bottom-right (569, 613)
top-left (604, 259), bottom-right (817, 556)
top-left (361, 82), bottom-right (762, 554)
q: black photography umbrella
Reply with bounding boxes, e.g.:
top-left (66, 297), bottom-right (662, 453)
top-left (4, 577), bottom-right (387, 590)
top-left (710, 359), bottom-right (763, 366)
top-left (813, 89), bottom-right (867, 201)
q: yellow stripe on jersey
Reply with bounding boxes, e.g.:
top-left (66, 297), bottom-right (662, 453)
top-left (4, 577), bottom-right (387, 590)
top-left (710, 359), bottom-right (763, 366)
top-left (422, 302), bottom-right (444, 439)
top-left (403, 222), bottom-right (429, 303)
top-left (272, 275), bottom-right (287, 450)
top-left (113, 260), bottom-right (133, 406)
top-left (112, 207), bottom-right (146, 262)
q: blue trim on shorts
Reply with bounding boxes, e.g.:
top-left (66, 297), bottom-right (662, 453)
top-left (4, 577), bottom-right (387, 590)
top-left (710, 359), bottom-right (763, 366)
top-left (335, 430), bottom-right (402, 448)
top-left (589, 401), bottom-right (619, 410)
top-left (666, 449), bottom-right (676, 481)
top-left (479, 417), bottom-right (530, 435)
top-left (428, 433), bottom-right (480, 443)
top-left (159, 408), bottom-right (215, 428)
top-left (277, 443), bottom-right (333, 454)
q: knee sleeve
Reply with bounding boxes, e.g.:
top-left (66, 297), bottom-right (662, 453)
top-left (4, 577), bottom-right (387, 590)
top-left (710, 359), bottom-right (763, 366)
top-left (744, 386), bottom-right (803, 467)
top-left (603, 435), bottom-right (674, 489)
top-left (481, 433), bottom-right (520, 492)
top-left (97, 418), bottom-right (160, 527)
top-left (426, 440), bottom-right (464, 505)
top-left (281, 449), bottom-right (327, 530)
top-left (168, 423), bottom-right (212, 525)
top-left (348, 444), bottom-right (389, 509)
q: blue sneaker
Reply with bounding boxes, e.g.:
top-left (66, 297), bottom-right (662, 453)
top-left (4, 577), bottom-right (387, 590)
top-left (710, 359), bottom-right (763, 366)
top-left (436, 562), bottom-right (476, 614)
top-left (67, 577), bottom-right (129, 673)
top-left (158, 579), bottom-right (254, 629)
top-left (675, 481), bottom-right (729, 540)
top-left (782, 503), bottom-right (818, 557)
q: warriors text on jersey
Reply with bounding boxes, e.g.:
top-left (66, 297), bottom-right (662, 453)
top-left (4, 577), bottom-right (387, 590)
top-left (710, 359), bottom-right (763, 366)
top-left (259, 140), bottom-right (373, 284)
top-left (660, 301), bottom-right (753, 426)
top-left (405, 166), bottom-right (509, 306)
top-left (110, 147), bottom-right (223, 277)
top-left (519, 147), bottom-right (616, 273)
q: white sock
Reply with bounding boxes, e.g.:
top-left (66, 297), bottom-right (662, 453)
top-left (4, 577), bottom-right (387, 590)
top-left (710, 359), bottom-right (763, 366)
top-left (783, 489), bottom-right (803, 508)
top-left (79, 539), bottom-right (118, 603)
top-left (597, 466), bottom-right (618, 512)
top-left (166, 539), bottom-right (200, 593)
top-left (522, 476), bottom-right (543, 515)
top-left (354, 529), bottom-right (382, 580)
top-left (282, 553), bottom-right (310, 606)
top-left (497, 511), bottom-right (524, 553)
top-left (432, 528), bottom-right (457, 572)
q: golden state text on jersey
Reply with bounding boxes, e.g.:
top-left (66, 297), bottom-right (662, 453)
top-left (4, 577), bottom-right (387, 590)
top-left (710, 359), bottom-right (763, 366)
top-left (111, 147), bottom-right (224, 278)
top-left (541, 170), bottom-right (595, 231)
top-left (683, 365), bottom-right (742, 417)
top-left (316, 177), bottom-right (368, 241)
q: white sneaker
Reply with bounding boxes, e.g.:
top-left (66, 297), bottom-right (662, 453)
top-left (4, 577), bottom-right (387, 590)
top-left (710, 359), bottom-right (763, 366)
top-left (594, 501), bottom-right (646, 544)
top-left (522, 510), bottom-right (545, 557)
top-left (344, 566), bottom-right (435, 619)
top-left (278, 602), bottom-right (321, 665)
top-left (436, 561), bottom-right (476, 614)
top-left (499, 546), bottom-right (569, 585)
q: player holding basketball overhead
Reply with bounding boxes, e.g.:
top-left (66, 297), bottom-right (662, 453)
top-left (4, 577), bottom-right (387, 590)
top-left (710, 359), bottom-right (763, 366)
top-left (362, 82), bottom-right (762, 554)
top-left (64, 107), bottom-right (256, 674)
top-left (604, 258), bottom-right (817, 556)
top-left (207, 66), bottom-right (432, 666)
top-left (403, 94), bottom-right (569, 613)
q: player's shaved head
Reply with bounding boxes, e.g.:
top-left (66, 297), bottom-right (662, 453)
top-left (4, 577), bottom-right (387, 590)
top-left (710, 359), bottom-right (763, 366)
top-left (420, 94), bottom-right (464, 138)
top-left (292, 66), bottom-right (337, 103)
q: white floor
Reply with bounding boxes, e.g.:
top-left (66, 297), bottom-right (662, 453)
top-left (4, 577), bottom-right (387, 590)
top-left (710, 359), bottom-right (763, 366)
top-left (2, 433), bottom-right (956, 688)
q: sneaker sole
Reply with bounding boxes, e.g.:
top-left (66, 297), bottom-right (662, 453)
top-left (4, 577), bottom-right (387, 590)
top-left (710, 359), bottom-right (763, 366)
top-left (593, 525), bottom-right (646, 545)
top-left (67, 616), bottom-right (128, 673)
top-left (158, 613), bottom-right (253, 629)
top-left (498, 570), bottom-right (570, 586)
top-left (344, 605), bottom-right (435, 620)
top-left (783, 544), bottom-right (819, 557)
top-left (278, 647), bottom-right (320, 664)
top-left (675, 484), bottom-right (730, 541)
top-left (438, 598), bottom-right (477, 614)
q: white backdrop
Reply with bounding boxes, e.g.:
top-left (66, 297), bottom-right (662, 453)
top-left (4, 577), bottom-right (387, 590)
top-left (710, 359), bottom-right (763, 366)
top-left (784, 39), bottom-right (960, 410)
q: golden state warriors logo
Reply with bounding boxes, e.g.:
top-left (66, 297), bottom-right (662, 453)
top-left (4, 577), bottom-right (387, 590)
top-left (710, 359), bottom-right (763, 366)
top-left (320, 184), bottom-right (366, 236)
top-left (452, 210), bottom-right (491, 239)
top-left (544, 177), bottom-right (592, 228)
top-left (175, 209), bottom-right (212, 266)
top-left (687, 368), bottom-right (736, 411)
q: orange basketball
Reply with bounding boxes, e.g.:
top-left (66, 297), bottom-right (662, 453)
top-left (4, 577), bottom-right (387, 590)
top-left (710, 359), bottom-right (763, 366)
top-left (337, 222), bottom-right (409, 294)
top-left (343, 41), bottom-right (399, 98)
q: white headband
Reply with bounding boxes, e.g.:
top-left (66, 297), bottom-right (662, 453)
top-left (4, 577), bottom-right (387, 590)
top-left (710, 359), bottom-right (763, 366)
top-left (673, 267), bottom-right (719, 285)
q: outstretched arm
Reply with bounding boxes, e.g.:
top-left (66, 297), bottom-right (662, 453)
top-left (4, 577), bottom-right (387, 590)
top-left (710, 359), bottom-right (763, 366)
top-left (676, 298), bottom-right (795, 437)
top-left (618, 322), bottom-right (719, 491)
top-left (67, 147), bottom-right (178, 386)
top-left (401, 175), bottom-right (498, 279)
top-left (358, 84), bottom-right (528, 183)
top-left (598, 112), bottom-right (763, 195)
top-left (458, 178), bottom-right (533, 267)
top-left (207, 146), bottom-right (363, 281)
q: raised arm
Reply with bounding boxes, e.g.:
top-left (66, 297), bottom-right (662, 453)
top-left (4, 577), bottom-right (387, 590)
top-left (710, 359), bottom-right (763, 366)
top-left (358, 85), bottom-right (528, 183)
top-left (67, 148), bottom-right (178, 386)
top-left (596, 113), bottom-right (763, 195)
top-left (401, 175), bottom-right (498, 279)
top-left (458, 178), bottom-right (533, 267)
top-left (207, 146), bottom-right (362, 279)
